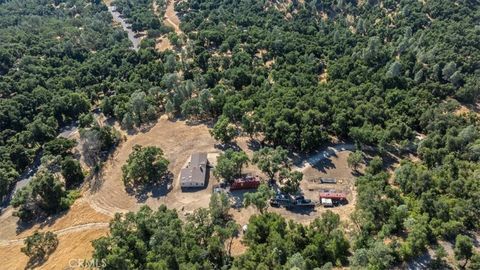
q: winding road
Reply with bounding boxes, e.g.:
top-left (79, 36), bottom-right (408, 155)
top-left (107, 5), bottom-right (142, 51)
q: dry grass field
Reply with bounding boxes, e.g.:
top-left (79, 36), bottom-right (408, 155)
top-left (0, 117), bottom-right (365, 267)
top-left (87, 117), bottom-right (220, 216)
top-left (0, 227), bottom-right (108, 270)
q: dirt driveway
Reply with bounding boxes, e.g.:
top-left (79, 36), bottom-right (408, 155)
top-left (155, 0), bottom-right (182, 52)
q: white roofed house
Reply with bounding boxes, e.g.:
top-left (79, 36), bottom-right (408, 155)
top-left (180, 152), bottom-right (209, 188)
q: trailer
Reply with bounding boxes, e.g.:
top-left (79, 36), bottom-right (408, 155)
top-left (319, 192), bottom-right (348, 206)
top-left (319, 178), bottom-right (337, 184)
top-left (319, 192), bottom-right (346, 200)
top-left (230, 175), bottom-right (261, 191)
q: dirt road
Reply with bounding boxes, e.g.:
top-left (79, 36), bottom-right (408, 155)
top-left (154, 0), bottom-right (182, 51)
top-left (164, 0), bottom-right (182, 34)
top-left (0, 222), bottom-right (108, 247)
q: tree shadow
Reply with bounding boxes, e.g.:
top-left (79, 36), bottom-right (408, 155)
top-left (292, 149), bottom-right (338, 170)
top-left (25, 253), bottom-right (54, 270)
top-left (139, 121), bottom-right (156, 134)
top-left (405, 251), bottom-right (433, 270)
top-left (466, 231), bottom-right (480, 248)
top-left (229, 189), bottom-right (258, 209)
top-left (311, 158), bottom-right (336, 173)
top-left (184, 117), bottom-right (215, 128)
top-left (373, 151), bottom-right (402, 171)
top-left (103, 116), bottom-right (116, 126)
top-left (351, 169), bottom-right (363, 177)
top-left (246, 138), bottom-right (262, 152)
top-left (126, 172), bottom-right (175, 203)
top-left (214, 142), bottom-right (241, 152)
top-left (285, 206), bottom-right (317, 215)
top-left (121, 120), bottom-right (157, 136)
top-left (15, 208), bottom-right (68, 235)
top-left (88, 171), bottom-right (105, 194)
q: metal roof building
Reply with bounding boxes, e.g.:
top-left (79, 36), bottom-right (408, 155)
top-left (180, 152), bottom-right (208, 188)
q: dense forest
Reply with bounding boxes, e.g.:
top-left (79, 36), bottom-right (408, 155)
top-left (0, 0), bottom-right (173, 201)
top-left (113, 0), bottom-right (161, 32)
top-left (93, 196), bottom-right (350, 269)
top-left (1, 0), bottom-right (479, 269)
top-left (173, 0), bottom-right (479, 152)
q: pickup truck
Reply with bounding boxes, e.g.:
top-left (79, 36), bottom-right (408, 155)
top-left (286, 196), bottom-right (316, 209)
top-left (270, 194), bottom-right (316, 209)
top-left (270, 193), bottom-right (293, 207)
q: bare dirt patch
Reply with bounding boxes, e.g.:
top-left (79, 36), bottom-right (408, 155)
top-left (235, 138), bottom-right (358, 226)
top-left (154, 0), bottom-right (181, 52)
top-left (229, 236), bottom-right (248, 257)
top-left (87, 118), bottom-right (220, 216)
top-left (0, 199), bottom-right (109, 270)
top-left (1, 125), bottom-right (363, 263)
top-left (156, 36), bottom-right (173, 51)
top-left (225, 141), bottom-right (360, 257)
top-left (297, 151), bottom-right (358, 224)
top-left (164, 0), bottom-right (182, 34)
top-left (454, 103), bottom-right (480, 118)
top-left (319, 68), bottom-right (328, 83)
top-left (265, 59), bottom-right (275, 68)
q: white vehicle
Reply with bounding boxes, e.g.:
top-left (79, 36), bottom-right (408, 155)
top-left (321, 198), bottom-right (333, 207)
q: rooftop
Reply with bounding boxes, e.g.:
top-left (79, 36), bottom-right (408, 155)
top-left (180, 152), bottom-right (208, 186)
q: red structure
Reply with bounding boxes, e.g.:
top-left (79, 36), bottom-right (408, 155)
top-left (230, 176), bottom-right (260, 190)
top-left (319, 192), bottom-right (347, 200)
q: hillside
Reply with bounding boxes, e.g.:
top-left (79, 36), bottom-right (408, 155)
top-left (0, 0), bottom-right (479, 269)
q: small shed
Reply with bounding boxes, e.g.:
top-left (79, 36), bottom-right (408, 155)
top-left (320, 178), bottom-right (337, 184)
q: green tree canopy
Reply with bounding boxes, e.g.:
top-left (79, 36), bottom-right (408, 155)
top-left (455, 235), bottom-right (474, 269)
top-left (21, 231), bottom-right (58, 267)
top-left (61, 157), bottom-right (84, 189)
top-left (210, 115), bottom-right (238, 145)
top-left (214, 149), bottom-right (249, 182)
top-left (243, 184), bottom-right (275, 214)
top-left (122, 145), bottom-right (170, 188)
top-left (347, 151), bottom-right (363, 171)
top-left (252, 146), bottom-right (289, 180)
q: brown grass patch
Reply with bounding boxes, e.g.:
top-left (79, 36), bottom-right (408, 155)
top-left (0, 227), bottom-right (108, 270)
top-left (87, 118), bottom-right (219, 216)
top-left (164, 0), bottom-right (182, 34)
top-left (319, 68), bottom-right (328, 83)
top-left (156, 36), bottom-right (173, 52)
top-left (0, 199), bottom-right (110, 242)
top-left (454, 103), bottom-right (480, 118)
top-left (155, 0), bottom-right (182, 51)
